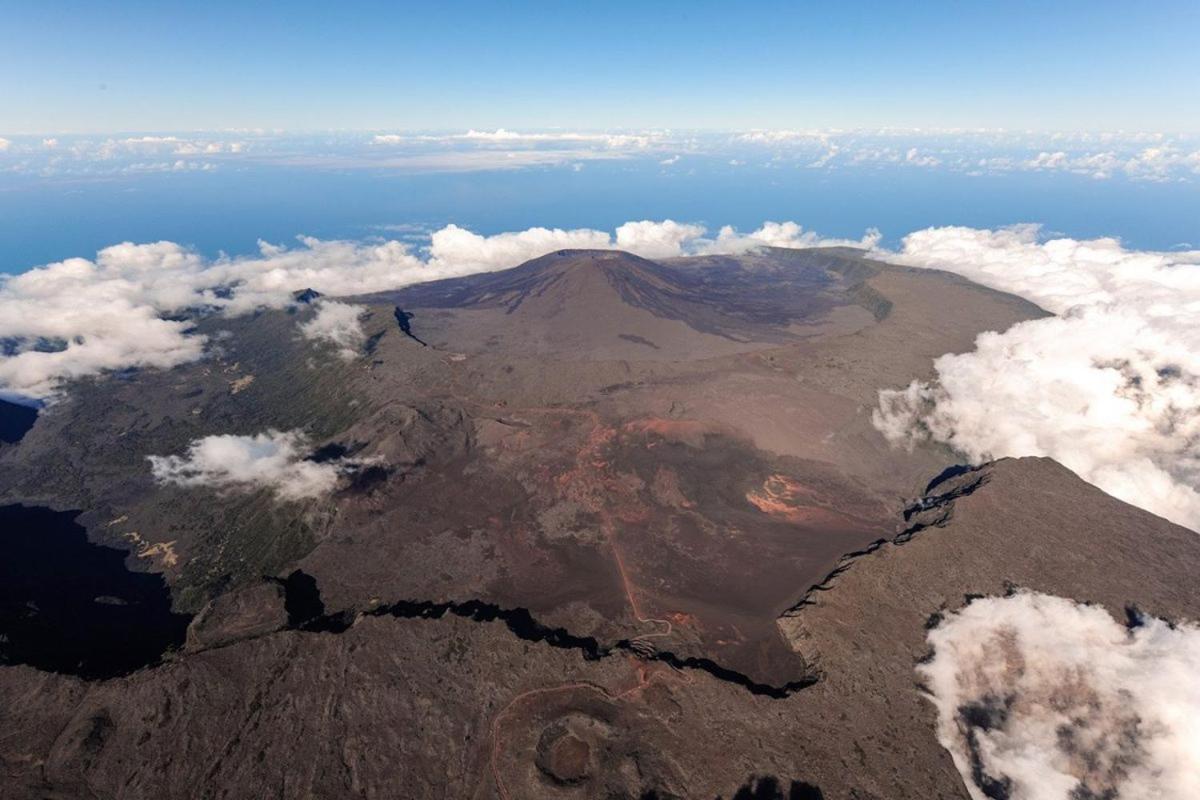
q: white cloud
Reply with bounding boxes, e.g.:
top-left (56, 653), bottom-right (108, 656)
top-left (371, 130), bottom-right (656, 149)
top-left (873, 225), bottom-right (1200, 530)
top-left (1023, 150), bottom-right (1122, 179)
top-left (921, 591), bottom-right (1200, 800)
top-left (148, 429), bottom-right (356, 500)
top-left (0, 244), bottom-right (211, 400)
top-left (298, 301), bottom-right (368, 359)
top-left (735, 129), bottom-right (831, 145)
top-left (89, 135), bottom-right (246, 160)
top-left (731, 129), bottom-right (1200, 181)
top-left (614, 220), bottom-right (707, 258)
top-left (212, 237), bottom-right (429, 312)
top-left (978, 145), bottom-right (1200, 181)
top-left (850, 147), bottom-right (902, 165)
top-left (1123, 145), bottom-right (1200, 181)
top-left (808, 144), bottom-right (840, 168)
top-left (425, 223), bottom-right (613, 273)
top-left (703, 221), bottom-right (882, 254)
top-left (349, 148), bottom-right (628, 172)
top-left (905, 147), bottom-right (941, 167)
top-left (1026, 150), bottom-right (1070, 170)
top-left (456, 129), bottom-right (653, 148)
top-left (0, 138), bottom-right (10, 152)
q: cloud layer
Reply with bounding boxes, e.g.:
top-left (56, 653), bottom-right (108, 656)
top-left (147, 430), bottom-right (356, 500)
top-left (5, 130), bottom-right (1198, 181)
top-left (873, 225), bottom-right (1200, 530)
top-left (0, 237), bottom-right (428, 398)
top-left (921, 591), bottom-right (1200, 800)
top-left (0, 220), bottom-right (875, 400)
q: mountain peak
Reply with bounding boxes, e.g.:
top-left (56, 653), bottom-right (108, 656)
top-left (515, 248), bottom-right (667, 278)
top-left (362, 248), bottom-right (885, 360)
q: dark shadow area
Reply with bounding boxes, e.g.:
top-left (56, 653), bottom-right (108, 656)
top-left (0, 504), bottom-right (191, 679)
top-left (267, 569), bottom-right (355, 633)
top-left (0, 398), bottom-right (38, 444)
top-left (307, 442), bottom-right (352, 463)
top-left (724, 776), bottom-right (825, 800)
top-left (343, 464), bottom-right (392, 494)
top-left (278, 572), bottom-right (818, 699)
top-left (923, 463), bottom-right (976, 494)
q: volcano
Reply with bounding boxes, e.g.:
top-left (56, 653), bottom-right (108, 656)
top-left (370, 247), bottom-right (882, 359)
top-left (2, 246), bottom-right (1196, 800)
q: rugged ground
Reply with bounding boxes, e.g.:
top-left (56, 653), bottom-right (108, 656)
top-left (3, 247), bottom-right (1193, 799)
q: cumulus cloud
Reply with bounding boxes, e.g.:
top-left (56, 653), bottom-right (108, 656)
top-left (371, 130), bottom-right (655, 149)
top-left (147, 429), bottom-right (359, 500)
top-left (1123, 145), bottom-right (1200, 181)
top-left (1023, 150), bottom-right (1122, 179)
top-left (735, 129), bottom-right (831, 145)
top-left (808, 145), bottom-right (841, 168)
top-left (298, 301), bottom-right (368, 359)
top-left (872, 225), bottom-right (1200, 530)
top-left (703, 221), bottom-right (883, 254)
top-left (731, 129), bottom-right (1200, 181)
top-left (456, 129), bottom-right (654, 148)
top-left (425, 223), bottom-right (612, 274)
top-left (0, 237), bottom-right (428, 398)
top-left (94, 135), bottom-right (246, 158)
top-left (614, 220), bottom-right (707, 258)
top-left (0, 243), bottom-right (212, 399)
top-left (0, 138), bottom-right (10, 152)
top-left (905, 147), bottom-right (941, 167)
top-left (981, 145), bottom-right (1200, 181)
top-left (921, 591), bottom-right (1200, 800)
top-left (0, 218), bottom-right (883, 400)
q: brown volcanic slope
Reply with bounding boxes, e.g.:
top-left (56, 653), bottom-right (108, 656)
top-left (5, 247), bottom-right (1186, 800)
top-left (368, 248), bottom-right (882, 360)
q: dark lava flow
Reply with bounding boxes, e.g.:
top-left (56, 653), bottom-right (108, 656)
top-left (276, 570), bottom-right (816, 699)
top-left (0, 504), bottom-right (191, 679)
top-left (724, 775), bottom-right (825, 800)
top-left (393, 306), bottom-right (428, 346)
top-left (0, 398), bottom-right (38, 444)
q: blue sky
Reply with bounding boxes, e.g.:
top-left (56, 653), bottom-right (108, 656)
top-left (2, 0), bottom-right (1198, 133)
top-left (0, 2), bottom-right (1197, 274)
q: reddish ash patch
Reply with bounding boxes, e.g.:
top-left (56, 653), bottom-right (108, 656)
top-left (746, 474), bottom-right (847, 526)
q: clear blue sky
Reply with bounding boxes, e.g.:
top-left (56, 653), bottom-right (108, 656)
top-left (2, 0), bottom-right (1198, 134)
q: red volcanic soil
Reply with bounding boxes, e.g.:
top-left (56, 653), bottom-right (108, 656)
top-left (473, 404), bottom-right (892, 684)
